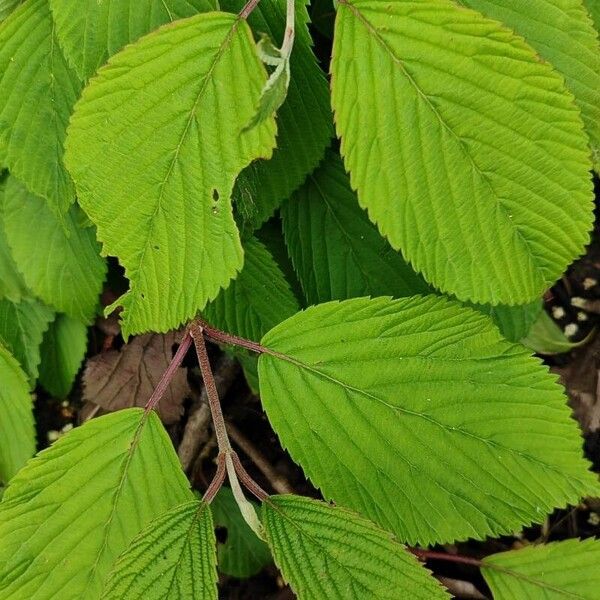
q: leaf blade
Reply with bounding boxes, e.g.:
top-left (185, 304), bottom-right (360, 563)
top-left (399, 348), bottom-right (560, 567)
top-left (101, 501), bottom-right (218, 600)
top-left (0, 344), bottom-right (34, 484)
top-left (330, 0), bottom-right (593, 304)
top-left (262, 495), bottom-right (449, 599)
top-left (258, 296), bottom-right (599, 545)
top-left (65, 12), bottom-right (277, 336)
top-left (0, 408), bottom-right (193, 599)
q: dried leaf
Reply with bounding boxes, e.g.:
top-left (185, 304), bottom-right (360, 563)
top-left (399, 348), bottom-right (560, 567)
top-left (83, 332), bottom-right (189, 424)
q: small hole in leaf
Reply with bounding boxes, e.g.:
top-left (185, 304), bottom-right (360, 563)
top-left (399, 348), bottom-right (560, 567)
top-left (215, 526), bottom-right (228, 544)
top-left (212, 189), bottom-right (219, 201)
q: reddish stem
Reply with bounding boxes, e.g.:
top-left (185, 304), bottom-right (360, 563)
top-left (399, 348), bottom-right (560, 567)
top-left (196, 318), bottom-right (267, 355)
top-left (239, 0), bottom-right (262, 19)
top-left (410, 549), bottom-right (483, 568)
top-left (231, 451), bottom-right (269, 501)
top-left (190, 324), bottom-right (232, 453)
top-left (203, 453), bottom-right (227, 504)
top-left (145, 331), bottom-right (192, 412)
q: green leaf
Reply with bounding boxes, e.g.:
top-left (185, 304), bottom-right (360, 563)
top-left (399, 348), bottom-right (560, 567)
top-left (38, 314), bottom-right (87, 398)
top-left (65, 12), bottom-right (277, 338)
top-left (474, 301), bottom-right (543, 343)
top-left (0, 0), bottom-right (82, 216)
top-left (101, 500), bottom-right (217, 600)
top-left (224, 0), bottom-right (333, 229)
top-left (281, 151), bottom-right (430, 305)
top-left (262, 495), bottom-right (449, 599)
top-left (0, 297), bottom-right (53, 384)
top-left (0, 182), bottom-right (27, 302)
top-left (2, 177), bottom-right (106, 323)
top-left (203, 236), bottom-right (299, 342)
top-left (245, 35), bottom-right (291, 130)
top-left (0, 344), bottom-right (34, 484)
top-left (257, 296), bottom-right (599, 545)
top-left (458, 0), bottom-right (600, 173)
top-left (49, 0), bottom-right (216, 81)
top-left (203, 235), bottom-right (299, 390)
top-left (584, 0), bottom-right (600, 30)
top-left (482, 538), bottom-right (600, 599)
top-left (0, 408), bottom-right (193, 599)
top-left (0, 0), bottom-right (21, 21)
top-left (212, 486), bottom-right (271, 578)
top-left (522, 309), bottom-right (589, 355)
top-left (331, 0), bottom-right (593, 305)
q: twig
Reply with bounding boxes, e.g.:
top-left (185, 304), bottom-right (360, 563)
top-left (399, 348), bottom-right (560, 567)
top-left (410, 549), bottom-right (483, 568)
top-left (196, 317), bottom-right (267, 355)
top-left (145, 331), bottom-right (192, 413)
top-left (178, 354), bottom-right (239, 472)
top-left (203, 453), bottom-right (227, 503)
top-left (239, 0), bottom-right (262, 19)
top-left (227, 420), bottom-right (294, 495)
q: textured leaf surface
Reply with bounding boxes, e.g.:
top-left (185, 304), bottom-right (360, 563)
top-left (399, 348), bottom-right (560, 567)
top-left (66, 12), bottom-right (277, 337)
top-left (331, 0), bottom-right (593, 305)
top-left (2, 177), bottom-right (106, 322)
top-left (474, 301), bottom-right (543, 343)
top-left (50, 0), bottom-right (216, 80)
top-left (212, 487), bottom-right (271, 578)
top-left (0, 408), bottom-right (192, 599)
top-left (482, 538), bottom-right (600, 599)
top-left (584, 0), bottom-right (600, 30)
top-left (0, 0), bottom-right (21, 21)
top-left (0, 344), bottom-right (34, 483)
top-left (281, 152), bottom-right (429, 304)
top-left (0, 297), bottom-right (53, 383)
top-left (83, 331), bottom-right (190, 424)
top-left (459, 0), bottom-right (600, 171)
top-left (102, 501), bottom-right (217, 600)
top-left (258, 296), bottom-right (599, 545)
top-left (224, 0), bottom-right (333, 228)
top-left (0, 184), bottom-right (27, 301)
top-left (203, 237), bottom-right (299, 342)
top-left (0, 0), bottom-right (81, 215)
top-left (263, 495), bottom-right (449, 599)
top-left (38, 314), bottom-right (87, 398)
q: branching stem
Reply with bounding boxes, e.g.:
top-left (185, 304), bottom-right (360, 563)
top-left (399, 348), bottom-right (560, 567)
top-left (196, 317), bottom-right (267, 355)
top-left (410, 549), bottom-right (483, 568)
top-left (239, 0), bottom-right (262, 19)
top-left (144, 330), bottom-right (192, 413)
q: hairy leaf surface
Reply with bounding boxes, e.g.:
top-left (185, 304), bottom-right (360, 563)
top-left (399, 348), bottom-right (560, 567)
top-left (2, 177), bottom-right (106, 322)
top-left (0, 0), bottom-right (81, 215)
top-left (258, 296), bottom-right (599, 545)
top-left (331, 0), bottom-right (593, 305)
top-left (0, 344), bottom-right (34, 484)
top-left (102, 501), bottom-right (217, 600)
top-left (262, 495), bottom-right (449, 599)
top-left (459, 0), bottom-right (600, 172)
top-left (50, 0), bottom-right (216, 80)
top-left (66, 12), bottom-right (277, 337)
top-left (224, 0), bottom-right (333, 228)
top-left (482, 538), bottom-right (600, 599)
top-left (212, 487), bottom-right (271, 578)
top-left (281, 152), bottom-right (430, 304)
top-left (0, 297), bottom-right (53, 383)
top-left (0, 408), bottom-right (193, 599)
top-left (38, 314), bottom-right (87, 398)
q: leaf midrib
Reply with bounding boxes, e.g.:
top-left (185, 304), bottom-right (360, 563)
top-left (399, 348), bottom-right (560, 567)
top-left (126, 15), bottom-right (243, 320)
